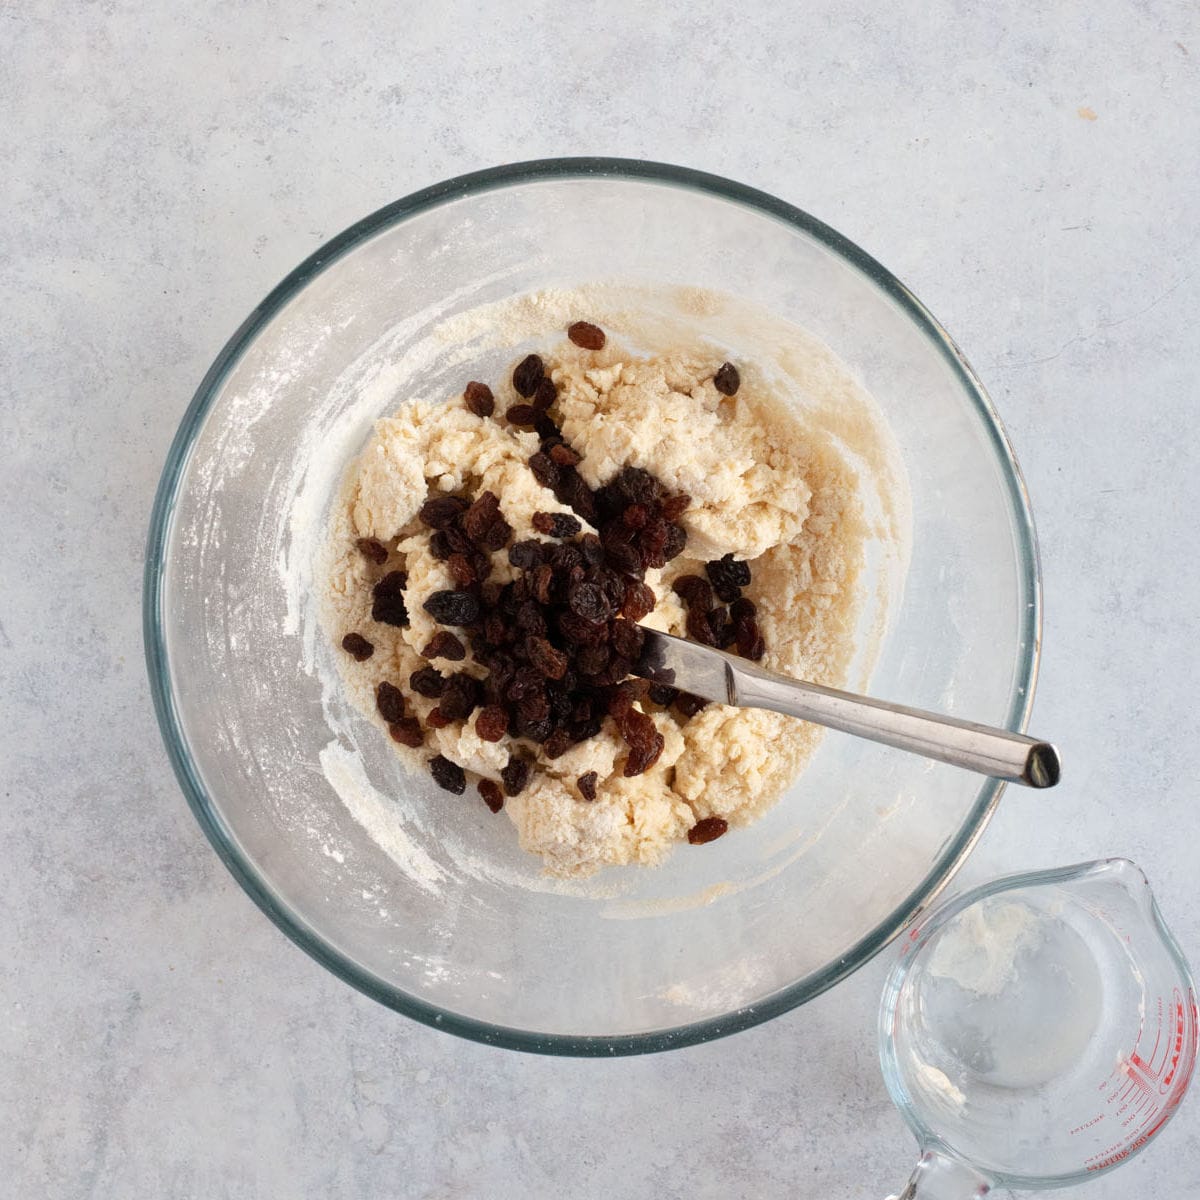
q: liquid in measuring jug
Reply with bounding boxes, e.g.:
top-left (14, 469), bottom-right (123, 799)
top-left (879, 859), bottom-right (1197, 1196)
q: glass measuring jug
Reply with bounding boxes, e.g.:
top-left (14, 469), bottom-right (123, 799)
top-left (878, 859), bottom-right (1197, 1197)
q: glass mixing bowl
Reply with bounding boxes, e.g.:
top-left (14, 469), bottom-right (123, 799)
top-left (144, 159), bottom-right (1040, 1055)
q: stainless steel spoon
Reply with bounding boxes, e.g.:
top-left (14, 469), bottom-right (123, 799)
top-left (634, 629), bottom-right (1060, 788)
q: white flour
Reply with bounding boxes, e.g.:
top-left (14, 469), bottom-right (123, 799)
top-left (280, 282), bottom-right (911, 897)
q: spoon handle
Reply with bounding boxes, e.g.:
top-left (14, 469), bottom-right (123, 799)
top-left (732, 662), bottom-right (1059, 788)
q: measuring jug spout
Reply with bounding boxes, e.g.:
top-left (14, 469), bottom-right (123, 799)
top-left (1056, 857), bottom-right (1187, 955)
top-left (1063, 856), bottom-right (1154, 907)
top-left (886, 1148), bottom-right (991, 1199)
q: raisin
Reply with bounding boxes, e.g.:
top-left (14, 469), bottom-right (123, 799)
top-left (515, 601), bottom-right (548, 637)
top-left (706, 553), bottom-right (752, 602)
top-left (610, 618), bottom-right (645, 661)
top-left (621, 503), bottom-right (650, 530)
top-left (604, 536), bottom-right (642, 577)
top-left (527, 636), bottom-right (569, 680)
top-left (419, 495), bottom-right (469, 530)
top-left (673, 575), bottom-right (713, 610)
top-left (575, 643), bottom-right (610, 675)
top-left (713, 362), bottom-right (740, 396)
top-left (542, 728), bottom-right (573, 759)
top-left (439, 673), bottom-right (481, 721)
top-left (532, 376), bottom-right (557, 411)
top-left (506, 403), bottom-right (538, 426)
top-left (548, 442), bottom-right (581, 467)
top-left (341, 632), bottom-right (374, 661)
top-left (372, 568), bottom-right (406, 594)
top-left (506, 666), bottom-right (545, 701)
top-left (429, 530), bottom-right (453, 560)
top-left (529, 712), bottom-right (559, 742)
top-left (674, 692), bottom-right (708, 719)
top-left (474, 705), bottom-right (509, 742)
top-left (423, 590), bottom-right (481, 626)
top-left (483, 523), bottom-right (513, 554)
top-left (501, 754), bottom-right (532, 797)
top-left (532, 511), bottom-right (582, 538)
top-left (446, 553), bottom-right (476, 587)
top-left (375, 681), bottom-right (407, 724)
top-left (550, 684), bottom-right (576, 720)
top-left (621, 736), bottom-right (662, 778)
top-left (598, 567), bottom-right (625, 607)
top-left (515, 689), bottom-right (551, 728)
top-left (531, 563), bottom-right (554, 605)
top-left (534, 414), bottom-right (561, 442)
top-left (410, 666), bottom-right (447, 699)
top-left (421, 630), bottom-right (466, 661)
top-left (528, 451), bottom-right (560, 489)
top-left (621, 580), bottom-right (655, 622)
top-left (554, 468), bottom-right (597, 523)
top-left (711, 579), bottom-right (741, 604)
top-left (461, 492), bottom-right (499, 542)
top-left (648, 683), bottom-right (679, 706)
top-left (512, 353), bottom-right (544, 397)
top-left (579, 533), bottom-right (605, 567)
top-left (612, 465), bottom-right (660, 508)
top-left (550, 542), bottom-right (584, 574)
top-left (371, 570), bottom-right (410, 627)
top-left (508, 539), bottom-right (545, 571)
top-left (464, 380), bottom-right (495, 417)
top-left (662, 523), bottom-right (688, 561)
top-left (621, 707), bottom-right (665, 776)
top-left (429, 754), bottom-right (466, 794)
top-left (426, 706), bottom-right (452, 728)
top-left (686, 605), bottom-right (720, 647)
top-left (567, 321), bottom-right (606, 350)
top-left (576, 771), bottom-right (599, 801)
top-left (558, 610), bottom-right (609, 646)
top-left (483, 613), bottom-right (510, 646)
top-left (571, 715), bottom-right (604, 742)
top-left (388, 717), bottom-right (424, 748)
top-left (371, 593), bottom-right (408, 627)
top-left (607, 680), bottom-right (641, 721)
top-left (736, 622), bottom-right (766, 662)
top-left (597, 656), bottom-right (634, 687)
top-left (568, 581), bottom-right (612, 622)
top-left (478, 778), bottom-right (504, 813)
top-left (355, 537), bottom-right (389, 564)
top-left (730, 596), bottom-right (757, 623)
top-left (638, 519), bottom-right (671, 569)
top-left (709, 606), bottom-right (735, 649)
top-left (688, 816), bottom-right (729, 844)
top-left (660, 493), bottom-right (691, 521)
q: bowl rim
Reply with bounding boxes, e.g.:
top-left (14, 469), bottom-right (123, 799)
top-left (144, 156), bottom-right (1042, 1056)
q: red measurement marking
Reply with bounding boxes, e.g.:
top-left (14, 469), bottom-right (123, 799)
top-left (1126, 1054), bottom-right (1158, 1097)
top-left (1162, 992), bottom-right (1187, 1088)
top-left (1138, 1002), bottom-right (1162, 1074)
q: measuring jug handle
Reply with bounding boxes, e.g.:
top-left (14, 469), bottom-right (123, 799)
top-left (885, 1149), bottom-right (992, 1199)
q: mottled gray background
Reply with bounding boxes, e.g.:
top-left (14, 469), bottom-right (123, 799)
top-left (3, 1), bottom-right (1199, 1196)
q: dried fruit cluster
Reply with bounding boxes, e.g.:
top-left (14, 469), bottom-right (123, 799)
top-left (337, 329), bottom-right (755, 847)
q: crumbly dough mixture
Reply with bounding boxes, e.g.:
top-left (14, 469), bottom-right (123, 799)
top-left (322, 328), bottom-right (885, 877)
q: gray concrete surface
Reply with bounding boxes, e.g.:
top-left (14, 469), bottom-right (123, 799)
top-left (3, 1), bottom-right (1198, 1196)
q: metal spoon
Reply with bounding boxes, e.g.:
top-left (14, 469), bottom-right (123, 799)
top-left (633, 629), bottom-right (1060, 788)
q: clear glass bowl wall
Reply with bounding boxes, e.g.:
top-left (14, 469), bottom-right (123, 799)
top-left (145, 162), bottom-right (1039, 1054)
